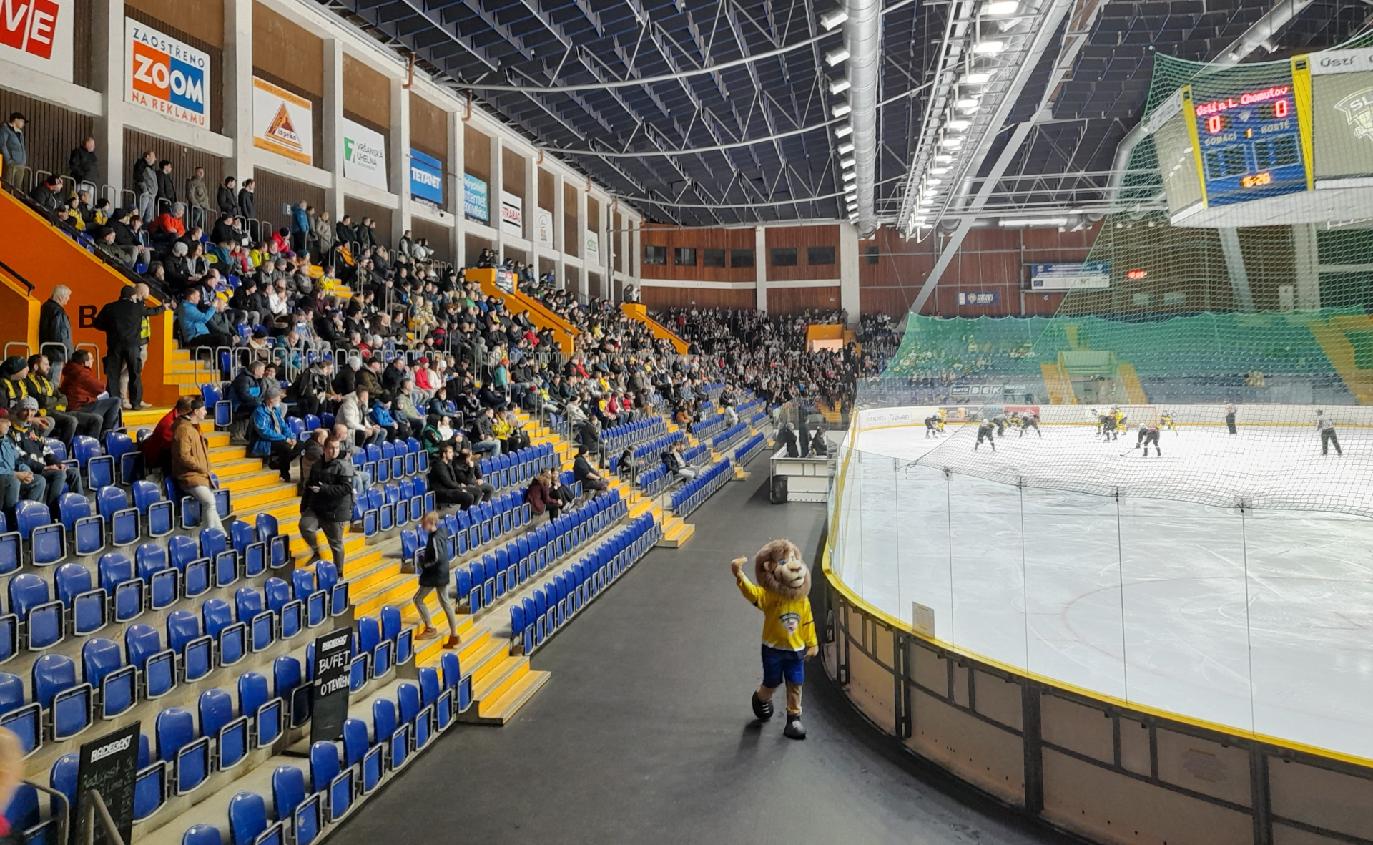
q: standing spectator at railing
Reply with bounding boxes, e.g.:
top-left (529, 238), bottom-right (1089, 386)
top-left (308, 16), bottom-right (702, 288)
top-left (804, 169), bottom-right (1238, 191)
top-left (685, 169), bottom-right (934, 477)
top-left (185, 165), bottom-right (210, 229)
top-left (357, 217), bottom-right (375, 250)
top-left (155, 160), bottom-right (177, 210)
top-left (313, 210), bottom-right (334, 264)
top-left (238, 178), bottom-right (256, 222)
top-left (57, 350), bottom-right (121, 436)
top-left (0, 113), bottom-right (26, 186)
top-left (67, 136), bottom-right (98, 185)
top-left (290, 200), bottom-right (310, 257)
top-left (171, 396), bottom-right (222, 532)
top-left (39, 285), bottom-right (72, 367)
top-left (132, 151), bottom-right (157, 222)
top-left (216, 176), bottom-right (238, 217)
top-left (334, 214), bottom-right (355, 249)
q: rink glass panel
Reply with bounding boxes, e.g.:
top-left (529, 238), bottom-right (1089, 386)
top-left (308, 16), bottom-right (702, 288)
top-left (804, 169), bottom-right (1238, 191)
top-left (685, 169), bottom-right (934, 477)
top-left (828, 424), bottom-right (1373, 761)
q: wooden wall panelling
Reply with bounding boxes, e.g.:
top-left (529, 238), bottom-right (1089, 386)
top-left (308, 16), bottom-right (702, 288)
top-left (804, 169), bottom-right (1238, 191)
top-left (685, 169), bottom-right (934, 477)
top-left (250, 169), bottom-right (326, 237)
top-left (463, 126), bottom-right (490, 178)
top-left (408, 94), bottom-right (447, 162)
top-left (763, 224), bottom-right (839, 281)
top-left (563, 183), bottom-right (578, 257)
top-left (0, 94), bottom-right (96, 188)
top-left (252, 4), bottom-right (323, 97)
top-left (500, 147), bottom-right (524, 196)
top-left (124, 128), bottom-right (226, 221)
top-left (640, 286), bottom-right (756, 310)
top-left (638, 225), bottom-right (755, 282)
top-left (537, 169), bottom-right (555, 212)
top-left (767, 285), bottom-right (841, 314)
top-left (345, 197), bottom-right (393, 246)
top-left (69, 0), bottom-right (94, 88)
top-left (410, 218), bottom-right (453, 264)
top-left (341, 54), bottom-right (390, 143)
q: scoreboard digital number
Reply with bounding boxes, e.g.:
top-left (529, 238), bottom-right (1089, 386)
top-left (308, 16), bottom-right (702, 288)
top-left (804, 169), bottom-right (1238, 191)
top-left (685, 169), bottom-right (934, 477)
top-left (1191, 84), bottom-right (1308, 207)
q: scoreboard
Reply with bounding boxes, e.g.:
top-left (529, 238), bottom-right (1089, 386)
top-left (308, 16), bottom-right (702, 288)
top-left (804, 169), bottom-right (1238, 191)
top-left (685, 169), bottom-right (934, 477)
top-left (1188, 84), bottom-right (1308, 207)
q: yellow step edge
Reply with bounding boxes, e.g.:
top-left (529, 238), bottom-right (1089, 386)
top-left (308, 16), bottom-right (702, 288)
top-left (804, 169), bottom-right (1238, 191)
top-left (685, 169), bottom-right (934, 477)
top-left (472, 668), bottom-right (551, 724)
top-left (230, 486), bottom-right (299, 513)
top-left (464, 636), bottom-right (514, 683)
top-left (472, 654), bottom-right (529, 702)
top-left (455, 628), bottom-right (495, 667)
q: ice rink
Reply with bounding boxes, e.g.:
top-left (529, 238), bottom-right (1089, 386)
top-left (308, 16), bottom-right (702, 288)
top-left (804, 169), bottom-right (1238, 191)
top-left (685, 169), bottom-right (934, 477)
top-left (831, 419), bottom-right (1373, 759)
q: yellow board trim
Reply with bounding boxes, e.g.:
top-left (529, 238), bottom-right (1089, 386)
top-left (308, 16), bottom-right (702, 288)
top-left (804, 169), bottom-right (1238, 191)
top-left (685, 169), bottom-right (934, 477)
top-left (1180, 85), bottom-right (1209, 208)
top-left (1292, 55), bottom-right (1316, 191)
top-left (823, 419), bottom-right (1373, 771)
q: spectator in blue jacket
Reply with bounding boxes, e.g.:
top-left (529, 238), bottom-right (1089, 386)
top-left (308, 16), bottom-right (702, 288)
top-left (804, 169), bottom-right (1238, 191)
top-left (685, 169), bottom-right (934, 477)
top-left (228, 360), bottom-right (266, 443)
top-left (370, 396), bottom-right (401, 441)
top-left (178, 288), bottom-right (231, 349)
top-left (0, 410), bottom-right (45, 522)
top-left (290, 201), bottom-right (311, 258)
top-left (250, 391), bottom-right (299, 482)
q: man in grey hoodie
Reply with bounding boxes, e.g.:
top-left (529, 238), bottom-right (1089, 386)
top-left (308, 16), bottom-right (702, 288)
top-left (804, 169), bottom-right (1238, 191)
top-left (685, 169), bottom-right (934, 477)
top-left (0, 113), bottom-right (26, 187)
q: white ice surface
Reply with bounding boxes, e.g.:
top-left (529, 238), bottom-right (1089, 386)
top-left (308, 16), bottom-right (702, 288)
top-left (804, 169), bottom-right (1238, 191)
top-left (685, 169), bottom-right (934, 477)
top-left (833, 423), bottom-right (1373, 759)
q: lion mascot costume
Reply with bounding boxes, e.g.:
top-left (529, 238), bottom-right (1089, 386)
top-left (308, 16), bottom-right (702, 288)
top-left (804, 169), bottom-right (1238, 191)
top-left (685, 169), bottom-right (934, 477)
top-left (730, 538), bottom-right (817, 739)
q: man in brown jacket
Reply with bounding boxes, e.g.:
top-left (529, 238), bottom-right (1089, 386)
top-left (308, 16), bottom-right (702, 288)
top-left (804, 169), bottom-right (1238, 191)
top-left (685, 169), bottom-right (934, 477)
top-left (171, 396), bottom-right (222, 532)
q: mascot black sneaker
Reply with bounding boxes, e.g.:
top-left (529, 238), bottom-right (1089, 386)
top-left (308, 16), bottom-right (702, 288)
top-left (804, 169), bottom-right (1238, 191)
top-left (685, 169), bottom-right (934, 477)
top-left (784, 714), bottom-right (806, 740)
top-left (751, 691), bottom-right (774, 721)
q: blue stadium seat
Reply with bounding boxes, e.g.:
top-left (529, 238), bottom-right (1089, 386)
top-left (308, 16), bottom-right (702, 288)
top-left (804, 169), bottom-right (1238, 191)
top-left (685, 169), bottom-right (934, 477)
top-left (264, 578), bottom-right (300, 640)
top-left (342, 717), bottom-right (382, 794)
top-left (167, 610), bottom-right (212, 683)
top-left (59, 493), bottom-right (104, 556)
top-left (183, 825), bottom-right (221, 845)
top-left (274, 656), bottom-right (308, 728)
top-left (229, 791), bottom-right (281, 845)
top-left (32, 654), bottom-right (90, 740)
top-left (272, 765), bottom-right (320, 845)
top-left (81, 637), bottom-right (134, 719)
top-left (235, 587), bottom-right (273, 653)
top-left (310, 741), bottom-right (352, 823)
top-left (55, 563), bottom-right (106, 636)
top-left (157, 706), bottom-right (210, 794)
top-left (372, 698), bottom-right (406, 770)
top-left (237, 671), bottom-right (282, 748)
top-left (202, 598), bottom-right (245, 667)
top-left (135, 542), bottom-right (178, 610)
top-left (132, 481), bottom-right (172, 538)
top-left (18, 501), bottom-right (64, 566)
top-left (199, 688), bottom-right (247, 771)
top-left (125, 623), bottom-right (175, 699)
top-left (98, 551), bottom-right (143, 623)
top-left (10, 572), bottom-right (62, 650)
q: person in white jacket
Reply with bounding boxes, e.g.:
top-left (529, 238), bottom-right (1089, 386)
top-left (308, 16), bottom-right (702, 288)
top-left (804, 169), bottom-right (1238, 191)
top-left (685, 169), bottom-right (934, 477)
top-left (336, 388), bottom-right (383, 448)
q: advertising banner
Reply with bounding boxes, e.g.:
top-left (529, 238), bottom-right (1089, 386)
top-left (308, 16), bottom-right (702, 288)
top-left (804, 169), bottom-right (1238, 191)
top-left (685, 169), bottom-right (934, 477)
top-left (500, 189), bottom-right (523, 236)
top-left (534, 207), bottom-right (554, 247)
top-left (410, 148), bottom-right (443, 207)
top-left (0, 0), bottom-right (74, 82)
top-left (585, 230), bottom-right (600, 262)
top-left (1027, 262), bottom-right (1110, 291)
top-left (342, 117), bottom-right (387, 190)
top-left (252, 77), bottom-right (313, 165)
top-left (957, 291), bottom-right (1000, 306)
top-left (125, 19), bottom-right (209, 129)
top-left (463, 173), bottom-right (488, 223)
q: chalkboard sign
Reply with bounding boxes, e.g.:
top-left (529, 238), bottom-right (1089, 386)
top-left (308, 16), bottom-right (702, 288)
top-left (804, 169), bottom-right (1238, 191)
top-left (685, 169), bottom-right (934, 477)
top-left (75, 723), bottom-right (140, 845)
top-left (310, 629), bottom-right (352, 744)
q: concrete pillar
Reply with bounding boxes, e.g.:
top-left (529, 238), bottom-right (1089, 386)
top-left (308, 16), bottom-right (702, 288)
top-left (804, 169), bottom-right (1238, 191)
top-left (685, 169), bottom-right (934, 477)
top-left (755, 225), bottom-right (767, 312)
top-left (491, 136), bottom-right (503, 259)
top-left (1217, 228), bottom-right (1255, 312)
top-left (839, 222), bottom-right (861, 322)
top-left (553, 173), bottom-right (566, 288)
top-left (321, 40), bottom-right (345, 222)
top-left (576, 186), bottom-right (588, 300)
top-left (390, 77), bottom-right (411, 243)
top-left (223, 0), bottom-right (254, 183)
top-left (525, 152), bottom-right (538, 268)
top-left (92, 0), bottom-right (125, 192)
top-left (449, 109), bottom-right (464, 267)
top-left (1292, 223), bottom-right (1321, 310)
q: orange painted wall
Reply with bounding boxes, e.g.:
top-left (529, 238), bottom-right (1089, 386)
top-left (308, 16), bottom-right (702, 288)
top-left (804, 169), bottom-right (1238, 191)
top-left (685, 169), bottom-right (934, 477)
top-left (0, 267), bottom-right (39, 357)
top-left (0, 190), bottom-right (181, 405)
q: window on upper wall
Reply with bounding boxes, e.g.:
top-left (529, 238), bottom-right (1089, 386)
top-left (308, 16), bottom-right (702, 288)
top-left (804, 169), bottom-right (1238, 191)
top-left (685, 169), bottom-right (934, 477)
top-left (674, 247), bottom-right (696, 267)
top-left (702, 249), bottom-right (725, 267)
top-left (730, 248), bottom-right (755, 268)
top-left (771, 248), bottom-right (798, 267)
top-left (807, 246), bottom-right (836, 265)
top-left (644, 245), bottom-right (667, 265)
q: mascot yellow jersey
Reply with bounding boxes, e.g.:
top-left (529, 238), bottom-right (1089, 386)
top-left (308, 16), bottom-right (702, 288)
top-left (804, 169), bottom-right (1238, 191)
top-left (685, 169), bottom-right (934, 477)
top-left (736, 572), bottom-right (817, 652)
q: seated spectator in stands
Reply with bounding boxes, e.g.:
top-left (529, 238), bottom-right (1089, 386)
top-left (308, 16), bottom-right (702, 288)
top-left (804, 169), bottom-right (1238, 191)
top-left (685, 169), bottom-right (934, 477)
top-left (573, 447), bottom-right (607, 496)
top-left (289, 359), bottom-right (336, 419)
top-left (453, 448), bottom-right (493, 502)
top-left (394, 378), bottom-right (424, 435)
top-left (229, 359), bottom-right (266, 443)
top-left (153, 202), bottom-right (187, 244)
top-left (526, 469), bottom-right (569, 521)
top-left (28, 175), bottom-right (64, 213)
top-left (369, 395), bottom-right (402, 441)
top-left (24, 354), bottom-right (89, 442)
top-left (0, 411), bottom-right (45, 523)
top-left (420, 413), bottom-right (454, 458)
top-left (337, 388), bottom-right (383, 448)
top-left (179, 288), bottom-right (232, 349)
top-left (576, 416), bottom-right (601, 457)
top-left (128, 215), bottom-right (152, 263)
top-left (136, 396), bottom-right (192, 478)
top-left (663, 442), bottom-right (697, 482)
top-left (616, 448), bottom-right (637, 483)
top-left (210, 212), bottom-right (240, 246)
top-left (91, 198), bottom-right (111, 228)
top-left (164, 240), bottom-right (205, 294)
top-left (469, 405), bottom-right (501, 456)
top-left (11, 397), bottom-right (78, 509)
top-left (250, 390), bottom-right (299, 483)
top-left (356, 358), bottom-right (385, 401)
top-left (58, 350), bottom-right (121, 437)
top-left (428, 443), bottom-right (475, 509)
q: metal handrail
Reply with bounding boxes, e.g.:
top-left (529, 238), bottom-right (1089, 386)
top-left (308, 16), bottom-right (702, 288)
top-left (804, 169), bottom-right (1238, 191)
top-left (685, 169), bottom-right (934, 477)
top-left (77, 788), bottom-right (125, 845)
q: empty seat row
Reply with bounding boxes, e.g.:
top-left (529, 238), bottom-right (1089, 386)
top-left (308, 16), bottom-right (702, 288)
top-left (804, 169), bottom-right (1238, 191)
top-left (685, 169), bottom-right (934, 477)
top-left (631, 431), bottom-right (684, 463)
top-left (456, 491), bottom-right (625, 613)
top-left (711, 421), bottom-right (750, 452)
top-left (477, 443), bottom-right (558, 490)
top-left (355, 478), bottom-right (434, 537)
top-left (512, 513), bottom-right (660, 655)
top-left (602, 417), bottom-right (667, 454)
top-left (669, 459), bottom-right (733, 517)
top-left (734, 433), bottom-right (767, 464)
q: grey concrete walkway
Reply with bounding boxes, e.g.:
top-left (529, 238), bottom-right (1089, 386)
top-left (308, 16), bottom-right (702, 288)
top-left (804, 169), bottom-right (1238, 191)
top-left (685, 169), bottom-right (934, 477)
top-left (329, 458), bottom-right (1075, 845)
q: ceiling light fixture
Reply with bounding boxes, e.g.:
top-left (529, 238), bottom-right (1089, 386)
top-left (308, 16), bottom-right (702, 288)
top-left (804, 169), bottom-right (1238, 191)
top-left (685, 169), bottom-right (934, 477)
top-left (825, 47), bottom-right (850, 66)
top-left (999, 217), bottom-right (1070, 227)
top-left (964, 71), bottom-right (995, 85)
top-left (829, 78), bottom-right (851, 95)
top-left (837, 141), bottom-right (855, 155)
top-left (955, 98), bottom-right (980, 111)
top-left (985, 0), bottom-right (1019, 14)
top-left (820, 8), bottom-right (848, 29)
top-left (840, 157), bottom-right (855, 169)
top-left (941, 137), bottom-right (963, 149)
top-left (973, 40), bottom-right (1005, 54)
top-left (842, 171), bottom-right (856, 182)
top-left (835, 124), bottom-right (853, 138)
top-left (832, 102), bottom-right (852, 118)
top-left (934, 154), bottom-right (955, 163)
top-left (946, 119), bottom-right (971, 131)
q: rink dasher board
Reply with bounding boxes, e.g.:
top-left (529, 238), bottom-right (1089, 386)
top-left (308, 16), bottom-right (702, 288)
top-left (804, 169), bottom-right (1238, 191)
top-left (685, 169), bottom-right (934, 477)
top-left (771, 449), bottom-right (834, 503)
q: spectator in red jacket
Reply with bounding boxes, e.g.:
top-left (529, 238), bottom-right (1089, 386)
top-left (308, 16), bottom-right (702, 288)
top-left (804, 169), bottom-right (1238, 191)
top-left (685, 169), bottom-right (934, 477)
top-left (138, 395), bottom-right (195, 476)
top-left (57, 350), bottom-right (122, 435)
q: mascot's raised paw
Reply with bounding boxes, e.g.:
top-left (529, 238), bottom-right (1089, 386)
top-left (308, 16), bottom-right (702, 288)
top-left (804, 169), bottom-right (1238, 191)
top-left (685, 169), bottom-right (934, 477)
top-left (783, 714), bottom-right (806, 740)
top-left (751, 691), bottom-right (774, 721)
